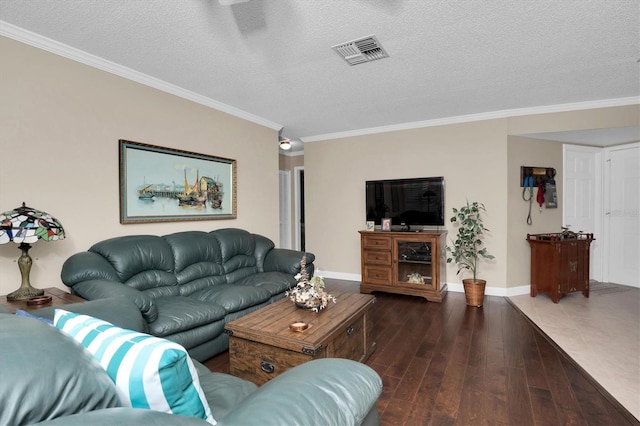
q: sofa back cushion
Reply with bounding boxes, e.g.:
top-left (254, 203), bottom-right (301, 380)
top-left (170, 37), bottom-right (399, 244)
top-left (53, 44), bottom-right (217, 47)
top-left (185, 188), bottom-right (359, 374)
top-left (54, 309), bottom-right (215, 424)
top-left (62, 229), bottom-right (281, 301)
top-left (89, 235), bottom-right (179, 298)
top-left (165, 229), bottom-right (280, 296)
top-left (164, 231), bottom-right (226, 295)
top-left (0, 314), bottom-right (121, 425)
top-left (210, 229), bottom-right (274, 284)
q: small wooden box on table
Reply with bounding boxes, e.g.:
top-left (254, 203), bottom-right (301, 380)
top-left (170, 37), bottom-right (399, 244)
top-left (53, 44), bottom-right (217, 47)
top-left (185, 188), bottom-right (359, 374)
top-left (1, 287), bottom-right (85, 314)
top-left (224, 290), bottom-right (375, 385)
top-left (527, 232), bottom-right (594, 303)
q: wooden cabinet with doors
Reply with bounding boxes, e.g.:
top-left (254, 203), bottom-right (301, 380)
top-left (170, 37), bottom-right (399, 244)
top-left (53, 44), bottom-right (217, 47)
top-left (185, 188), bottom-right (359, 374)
top-left (527, 232), bottom-right (594, 303)
top-left (359, 230), bottom-right (447, 302)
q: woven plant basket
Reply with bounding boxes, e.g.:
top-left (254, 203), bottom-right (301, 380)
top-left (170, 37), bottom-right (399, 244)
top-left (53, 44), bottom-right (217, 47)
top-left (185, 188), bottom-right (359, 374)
top-left (463, 279), bottom-right (486, 307)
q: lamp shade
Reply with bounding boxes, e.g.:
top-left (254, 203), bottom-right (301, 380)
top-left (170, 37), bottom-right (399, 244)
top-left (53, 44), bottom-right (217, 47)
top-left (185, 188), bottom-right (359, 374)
top-left (0, 202), bottom-right (65, 245)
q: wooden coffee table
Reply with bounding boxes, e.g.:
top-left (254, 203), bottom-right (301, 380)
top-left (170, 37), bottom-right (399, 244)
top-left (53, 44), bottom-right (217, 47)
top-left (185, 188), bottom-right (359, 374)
top-left (224, 290), bottom-right (376, 385)
top-left (0, 287), bottom-right (85, 314)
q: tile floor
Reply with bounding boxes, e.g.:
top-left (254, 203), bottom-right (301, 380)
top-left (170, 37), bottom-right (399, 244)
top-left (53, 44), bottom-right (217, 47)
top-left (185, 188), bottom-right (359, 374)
top-left (509, 282), bottom-right (640, 421)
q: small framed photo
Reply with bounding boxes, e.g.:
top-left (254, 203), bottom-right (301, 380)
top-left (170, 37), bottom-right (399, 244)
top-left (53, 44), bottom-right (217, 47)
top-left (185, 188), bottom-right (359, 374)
top-left (365, 221), bottom-right (375, 231)
top-left (381, 218), bottom-right (392, 231)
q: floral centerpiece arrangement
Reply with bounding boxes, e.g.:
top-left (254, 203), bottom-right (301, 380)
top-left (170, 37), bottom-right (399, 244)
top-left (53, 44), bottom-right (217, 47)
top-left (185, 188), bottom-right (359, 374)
top-left (286, 256), bottom-right (336, 312)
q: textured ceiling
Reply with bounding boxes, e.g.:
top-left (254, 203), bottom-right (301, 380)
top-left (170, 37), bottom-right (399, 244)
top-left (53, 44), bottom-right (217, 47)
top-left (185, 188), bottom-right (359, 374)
top-left (1, 0), bottom-right (638, 151)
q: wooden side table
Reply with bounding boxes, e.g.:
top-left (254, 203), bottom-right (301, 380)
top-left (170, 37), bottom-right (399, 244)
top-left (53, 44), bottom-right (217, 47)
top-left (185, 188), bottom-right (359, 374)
top-left (527, 233), bottom-right (594, 303)
top-left (0, 287), bottom-right (85, 314)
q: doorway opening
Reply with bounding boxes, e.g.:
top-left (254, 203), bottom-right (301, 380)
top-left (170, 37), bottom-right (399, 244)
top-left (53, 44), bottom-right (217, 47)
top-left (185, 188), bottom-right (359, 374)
top-left (564, 142), bottom-right (639, 287)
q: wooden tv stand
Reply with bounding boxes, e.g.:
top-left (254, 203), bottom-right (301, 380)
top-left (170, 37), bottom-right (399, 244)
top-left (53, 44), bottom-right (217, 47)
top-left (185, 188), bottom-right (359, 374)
top-left (359, 230), bottom-right (447, 302)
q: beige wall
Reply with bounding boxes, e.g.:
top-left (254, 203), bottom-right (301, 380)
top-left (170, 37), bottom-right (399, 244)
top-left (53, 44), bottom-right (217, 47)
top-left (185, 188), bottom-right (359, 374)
top-left (304, 105), bottom-right (638, 292)
top-left (279, 153), bottom-right (304, 171)
top-left (0, 37), bottom-right (280, 295)
top-left (305, 120), bottom-right (509, 288)
top-left (506, 136), bottom-right (564, 288)
top-left (2, 36), bottom-right (637, 297)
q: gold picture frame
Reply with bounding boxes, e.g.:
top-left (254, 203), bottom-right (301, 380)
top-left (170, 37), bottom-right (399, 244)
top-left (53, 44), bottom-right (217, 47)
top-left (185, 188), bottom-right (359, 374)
top-left (119, 140), bottom-right (237, 224)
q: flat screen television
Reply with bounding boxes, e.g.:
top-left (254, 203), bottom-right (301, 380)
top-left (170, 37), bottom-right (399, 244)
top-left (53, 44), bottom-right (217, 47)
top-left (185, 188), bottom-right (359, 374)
top-left (366, 177), bottom-right (445, 228)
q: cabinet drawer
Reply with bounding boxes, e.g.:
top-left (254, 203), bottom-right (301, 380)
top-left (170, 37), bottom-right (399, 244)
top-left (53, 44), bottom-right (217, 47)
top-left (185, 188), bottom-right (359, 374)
top-left (363, 266), bottom-right (392, 285)
top-left (364, 250), bottom-right (392, 265)
top-left (362, 235), bottom-right (392, 251)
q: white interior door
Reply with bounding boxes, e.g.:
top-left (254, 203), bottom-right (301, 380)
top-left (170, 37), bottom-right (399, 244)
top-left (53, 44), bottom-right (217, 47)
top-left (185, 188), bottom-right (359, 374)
top-left (279, 170), bottom-right (291, 249)
top-left (563, 145), bottom-right (602, 281)
top-left (604, 143), bottom-right (640, 287)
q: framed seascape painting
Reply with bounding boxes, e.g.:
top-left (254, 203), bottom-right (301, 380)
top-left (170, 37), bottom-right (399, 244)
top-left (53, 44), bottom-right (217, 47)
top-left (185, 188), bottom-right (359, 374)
top-left (119, 140), bottom-right (237, 224)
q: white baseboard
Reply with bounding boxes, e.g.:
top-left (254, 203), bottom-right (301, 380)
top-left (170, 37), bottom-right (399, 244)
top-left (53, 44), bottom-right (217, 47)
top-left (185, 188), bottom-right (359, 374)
top-left (321, 271), bottom-right (531, 297)
top-left (320, 270), bottom-right (362, 282)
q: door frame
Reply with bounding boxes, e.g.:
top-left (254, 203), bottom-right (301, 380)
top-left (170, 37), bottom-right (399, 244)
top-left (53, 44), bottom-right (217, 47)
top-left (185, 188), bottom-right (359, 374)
top-left (279, 169), bottom-right (292, 249)
top-left (294, 166), bottom-right (304, 251)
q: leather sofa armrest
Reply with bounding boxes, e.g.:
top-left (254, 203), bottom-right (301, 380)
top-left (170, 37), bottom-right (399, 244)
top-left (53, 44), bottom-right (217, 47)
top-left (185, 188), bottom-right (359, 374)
top-left (217, 359), bottom-right (382, 426)
top-left (72, 280), bottom-right (158, 323)
top-left (263, 249), bottom-right (315, 276)
top-left (33, 408), bottom-right (211, 425)
top-left (61, 252), bottom-right (120, 285)
top-left (31, 297), bottom-right (149, 333)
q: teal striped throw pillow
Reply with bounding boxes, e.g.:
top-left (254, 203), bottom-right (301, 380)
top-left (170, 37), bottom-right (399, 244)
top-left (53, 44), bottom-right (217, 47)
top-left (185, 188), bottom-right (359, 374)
top-left (54, 309), bottom-right (215, 424)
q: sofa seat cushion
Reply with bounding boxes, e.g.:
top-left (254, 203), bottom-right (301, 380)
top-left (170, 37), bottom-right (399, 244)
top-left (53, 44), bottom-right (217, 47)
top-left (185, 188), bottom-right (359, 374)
top-left (54, 309), bottom-right (215, 424)
top-left (149, 297), bottom-right (227, 337)
top-left (234, 271), bottom-right (295, 297)
top-left (192, 361), bottom-right (257, 420)
top-left (0, 314), bottom-right (121, 426)
top-left (191, 284), bottom-right (271, 313)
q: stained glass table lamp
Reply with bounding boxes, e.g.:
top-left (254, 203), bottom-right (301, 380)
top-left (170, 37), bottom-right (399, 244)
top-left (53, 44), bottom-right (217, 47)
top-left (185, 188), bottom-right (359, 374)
top-left (0, 202), bottom-right (65, 300)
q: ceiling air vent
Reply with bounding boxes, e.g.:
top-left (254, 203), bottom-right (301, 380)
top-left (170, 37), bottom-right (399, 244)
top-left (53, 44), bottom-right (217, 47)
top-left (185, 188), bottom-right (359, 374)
top-left (332, 35), bottom-right (389, 66)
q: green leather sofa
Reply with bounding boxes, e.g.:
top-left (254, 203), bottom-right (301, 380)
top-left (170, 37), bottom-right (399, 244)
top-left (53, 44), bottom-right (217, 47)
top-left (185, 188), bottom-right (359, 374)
top-left (61, 228), bottom-right (314, 361)
top-left (0, 298), bottom-right (382, 425)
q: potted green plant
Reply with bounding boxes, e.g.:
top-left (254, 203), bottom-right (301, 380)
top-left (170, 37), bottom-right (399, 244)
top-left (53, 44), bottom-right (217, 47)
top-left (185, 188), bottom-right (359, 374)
top-left (446, 201), bottom-right (495, 307)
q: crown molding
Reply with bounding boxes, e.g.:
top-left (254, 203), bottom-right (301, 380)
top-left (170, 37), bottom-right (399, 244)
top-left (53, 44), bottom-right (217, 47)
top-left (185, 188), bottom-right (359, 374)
top-left (3, 21), bottom-right (636, 143)
top-left (279, 150), bottom-right (304, 157)
top-left (0, 21), bottom-right (283, 132)
top-left (301, 97), bottom-right (640, 143)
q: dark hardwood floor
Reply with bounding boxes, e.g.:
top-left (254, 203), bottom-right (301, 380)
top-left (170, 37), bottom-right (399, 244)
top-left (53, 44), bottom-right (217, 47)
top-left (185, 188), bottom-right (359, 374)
top-left (204, 280), bottom-right (637, 425)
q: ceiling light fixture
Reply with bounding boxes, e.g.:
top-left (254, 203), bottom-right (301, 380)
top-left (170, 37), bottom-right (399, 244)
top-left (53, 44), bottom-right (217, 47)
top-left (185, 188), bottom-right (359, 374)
top-left (279, 138), bottom-right (291, 150)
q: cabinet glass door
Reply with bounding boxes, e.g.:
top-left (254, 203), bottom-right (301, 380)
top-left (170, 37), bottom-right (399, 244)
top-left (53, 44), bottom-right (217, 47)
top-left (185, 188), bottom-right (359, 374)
top-left (396, 239), bottom-right (433, 285)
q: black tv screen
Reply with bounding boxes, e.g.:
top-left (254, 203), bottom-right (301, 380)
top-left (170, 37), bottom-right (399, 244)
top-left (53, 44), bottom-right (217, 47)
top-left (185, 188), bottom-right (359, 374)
top-left (366, 177), bottom-right (445, 227)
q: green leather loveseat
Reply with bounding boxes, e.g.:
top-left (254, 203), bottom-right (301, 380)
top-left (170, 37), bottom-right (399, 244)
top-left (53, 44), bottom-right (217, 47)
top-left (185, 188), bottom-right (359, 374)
top-left (0, 298), bottom-right (382, 425)
top-left (61, 228), bottom-right (314, 361)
